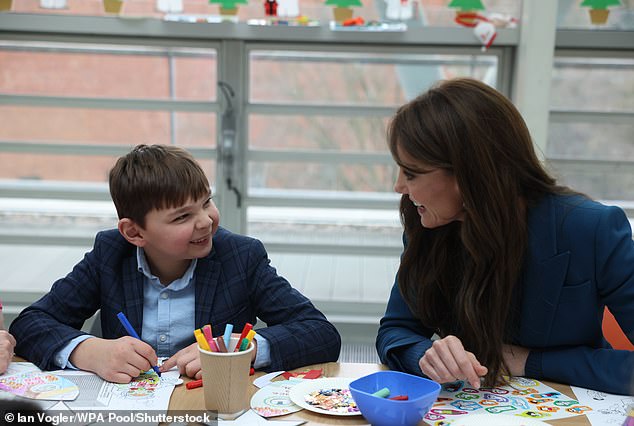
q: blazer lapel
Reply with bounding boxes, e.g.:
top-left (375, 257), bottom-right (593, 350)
top-left (520, 195), bottom-right (570, 346)
top-left (194, 255), bottom-right (221, 329)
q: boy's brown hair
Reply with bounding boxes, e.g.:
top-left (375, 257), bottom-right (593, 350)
top-left (109, 144), bottom-right (210, 228)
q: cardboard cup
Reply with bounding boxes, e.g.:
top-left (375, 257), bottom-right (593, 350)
top-left (198, 336), bottom-right (254, 420)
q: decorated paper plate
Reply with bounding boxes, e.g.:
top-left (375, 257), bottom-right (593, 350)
top-left (288, 377), bottom-right (361, 416)
top-left (451, 414), bottom-right (550, 426)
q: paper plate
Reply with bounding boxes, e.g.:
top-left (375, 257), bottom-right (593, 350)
top-left (288, 377), bottom-right (361, 416)
top-left (450, 414), bottom-right (550, 426)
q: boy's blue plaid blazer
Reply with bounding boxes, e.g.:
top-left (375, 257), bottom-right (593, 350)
top-left (11, 227), bottom-right (341, 371)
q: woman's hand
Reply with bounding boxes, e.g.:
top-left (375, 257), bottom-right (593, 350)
top-left (70, 336), bottom-right (158, 383)
top-left (419, 335), bottom-right (488, 389)
top-left (0, 330), bottom-right (16, 374)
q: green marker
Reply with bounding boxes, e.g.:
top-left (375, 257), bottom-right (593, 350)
top-left (372, 387), bottom-right (390, 398)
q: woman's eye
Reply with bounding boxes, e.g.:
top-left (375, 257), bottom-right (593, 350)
top-left (403, 171), bottom-right (415, 180)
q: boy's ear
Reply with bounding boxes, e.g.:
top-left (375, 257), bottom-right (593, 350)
top-left (118, 218), bottom-right (146, 247)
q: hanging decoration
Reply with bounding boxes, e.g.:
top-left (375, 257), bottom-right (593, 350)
top-left (103, 0), bottom-right (124, 13)
top-left (40, 0), bottom-right (67, 9)
top-left (385, 0), bottom-right (413, 21)
top-left (156, 0), bottom-right (183, 13)
top-left (209, 0), bottom-right (248, 15)
top-left (276, 0), bottom-right (299, 17)
top-left (448, 0), bottom-right (485, 26)
top-left (580, 0), bottom-right (621, 25)
top-left (453, 11), bottom-right (517, 51)
top-left (325, 0), bottom-right (363, 23)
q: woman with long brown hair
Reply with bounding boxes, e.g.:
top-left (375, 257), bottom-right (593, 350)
top-left (376, 78), bottom-right (634, 395)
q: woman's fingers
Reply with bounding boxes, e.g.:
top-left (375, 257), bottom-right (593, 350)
top-left (419, 335), bottom-right (486, 389)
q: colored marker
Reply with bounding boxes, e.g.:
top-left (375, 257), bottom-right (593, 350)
top-left (223, 324), bottom-right (233, 350)
top-left (245, 330), bottom-right (256, 348)
top-left (194, 329), bottom-right (211, 351)
top-left (389, 395), bottom-right (409, 401)
top-left (372, 387), bottom-right (390, 398)
top-left (216, 336), bottom-right (228, 353)
top-left (186, 379), bottom-right (203, 390)
top-left (202, 324), bottom-right (219, 352)
top-left (0, 299), bottom-right (4, 329)
top-left (116, 312), bottom-right (161, 377)
top-left (234, 323), bottom-right (253, 352)
top-left (237, 337), bottom-right (249, 352)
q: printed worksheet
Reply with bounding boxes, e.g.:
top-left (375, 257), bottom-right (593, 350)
top-left (572, 385), bottom-right (633, 426)
top-left (52, 369), bottom-right (180, 411)
top-left (424, 377), bottom-right (590, 425)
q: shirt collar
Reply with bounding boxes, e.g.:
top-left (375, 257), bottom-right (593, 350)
top-left (136, 247), bottom-right (197, 290)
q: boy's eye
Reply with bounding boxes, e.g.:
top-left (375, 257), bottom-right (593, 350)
top-left (174, 214), bottom-right (189, 222)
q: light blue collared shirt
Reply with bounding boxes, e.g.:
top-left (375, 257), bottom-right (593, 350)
top-left (55, 247), bottom-right (270, 369)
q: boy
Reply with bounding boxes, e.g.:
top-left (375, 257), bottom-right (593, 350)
top-left (10, 144), bottom-right (341, 383)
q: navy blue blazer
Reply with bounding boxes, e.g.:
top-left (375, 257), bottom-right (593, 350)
top-left (377, 194), bottom-right (634, 395)
top-left (11, 227), bottom-right (341, 372)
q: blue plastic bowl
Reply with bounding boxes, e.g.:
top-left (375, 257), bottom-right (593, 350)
top-left (349, 371), bottom-right (441, 426)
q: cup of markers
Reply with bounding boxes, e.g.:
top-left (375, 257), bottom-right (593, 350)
top-left (194, 323), bottom-right (256, 420)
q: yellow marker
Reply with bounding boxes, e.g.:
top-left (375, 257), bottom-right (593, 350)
top-left (245, 329), bottom-right (256, 346)
top-left (194, 328), bottom-right (211, 351)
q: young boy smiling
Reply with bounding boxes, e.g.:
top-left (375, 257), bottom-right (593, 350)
top-left (10, 144), bottom-right (341, 383)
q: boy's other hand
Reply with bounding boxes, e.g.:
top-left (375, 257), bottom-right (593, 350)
top-left (70, 336), bottom-right (159, 383)
top-left (160, 342), bottom-right (201, 379)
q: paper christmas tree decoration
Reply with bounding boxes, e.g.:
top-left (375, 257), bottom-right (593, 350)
top-left (103, 0), bottom-right (124, 13)
top-left (448, 0), bottom-right (485, 25)
top-left (210, 0), bottom-right (248, 15)
top-left (580, 0), bottom-right (621, 24)
top-left (325, 0), bottom-right (362, 22)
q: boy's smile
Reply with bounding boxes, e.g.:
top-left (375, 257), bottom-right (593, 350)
top-left (126, 192), bottom-right (220, 284)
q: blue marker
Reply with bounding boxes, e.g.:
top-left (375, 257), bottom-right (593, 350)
top-left (117, 312), bottom-right (161, 377)
top-left (223, 323), bottom-right (233, 351)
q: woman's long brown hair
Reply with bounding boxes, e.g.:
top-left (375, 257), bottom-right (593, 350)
top-left (388, 78), bottom-right (569, 385)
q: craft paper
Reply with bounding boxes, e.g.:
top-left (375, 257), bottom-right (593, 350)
top-left (251, 377), bottom-right (304, 417)
top-left (572, 385), bottom-right (634, 426)
top-left (424, 377), bottom-right (590, 425)
top-left (0, 371), bottom-right (79, 400)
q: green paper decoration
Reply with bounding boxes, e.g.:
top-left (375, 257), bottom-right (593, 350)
top-left (325, 0), bottom-right (362, 7)
top-left (580, 0), bottom-right (620, 8)
top-left (448, 0), bottom-right (485, 11)
top-left (208, 0), bottom-right (247, 9)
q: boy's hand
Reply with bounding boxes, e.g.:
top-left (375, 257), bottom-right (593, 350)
top-left (418, 335), bottom-right (488, 389)
top-left (70, 336), bottom-right (159, 384)
top-left (160, 343), bottom-right (201, 379)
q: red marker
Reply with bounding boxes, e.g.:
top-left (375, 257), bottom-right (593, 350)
top-left (389, 395), bottom-right (409, 401)
top-left (186, 379), bottom-right (203, 390)
top-left (234, 323), bottom-right (253, 352)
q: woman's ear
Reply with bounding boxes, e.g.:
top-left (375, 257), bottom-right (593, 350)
top-left (118, 218), bottom-right (145, 247)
